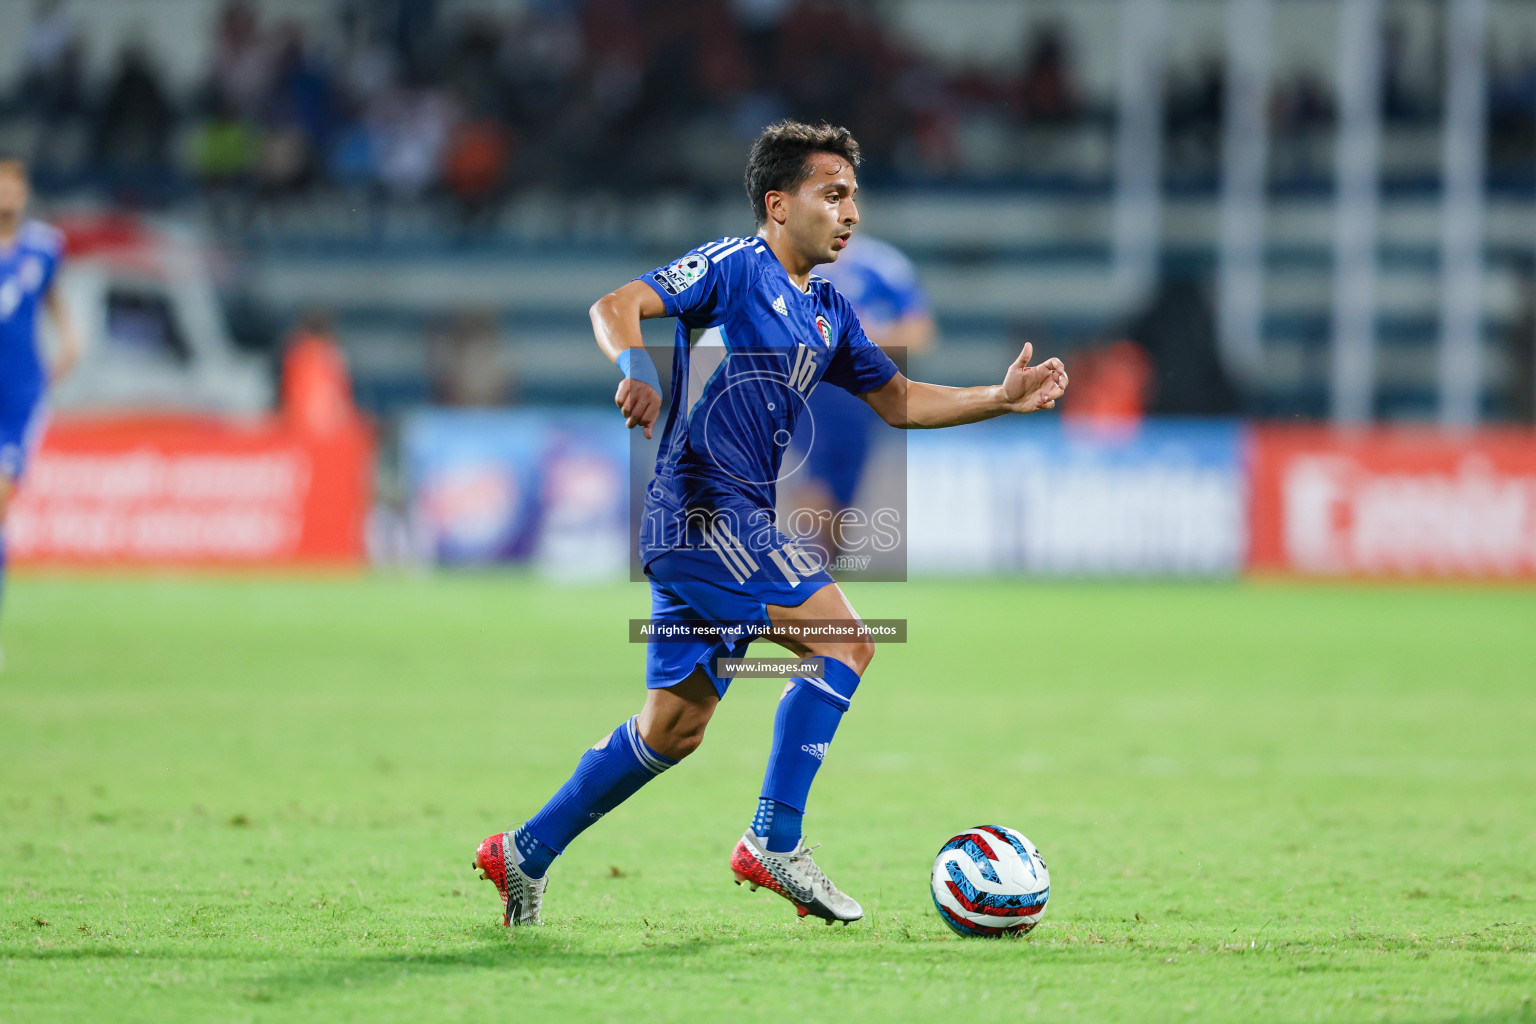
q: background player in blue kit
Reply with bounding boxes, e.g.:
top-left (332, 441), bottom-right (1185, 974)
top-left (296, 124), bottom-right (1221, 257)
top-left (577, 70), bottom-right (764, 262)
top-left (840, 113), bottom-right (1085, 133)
top-left (475, 122), bottom-right (1067, 926)
top-left (0, 160), bottom-right (80, 666)
top-left (787, 233), bottom-right (936, 566)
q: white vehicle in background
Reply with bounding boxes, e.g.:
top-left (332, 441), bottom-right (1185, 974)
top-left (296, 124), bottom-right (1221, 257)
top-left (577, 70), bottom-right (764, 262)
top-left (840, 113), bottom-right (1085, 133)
top-left (44, 212), bottom-right (270, 415)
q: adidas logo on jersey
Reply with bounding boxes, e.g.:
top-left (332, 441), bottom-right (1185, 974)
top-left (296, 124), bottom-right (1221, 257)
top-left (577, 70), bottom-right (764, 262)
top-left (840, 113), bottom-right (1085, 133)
top-left (801, 742), bottom-right (828, 761)
top-left (772, 294), bottom-right (788, 315)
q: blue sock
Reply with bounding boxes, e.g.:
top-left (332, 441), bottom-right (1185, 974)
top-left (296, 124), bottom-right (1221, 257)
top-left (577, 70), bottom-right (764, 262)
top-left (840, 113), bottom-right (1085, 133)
top-left (753, 798), bottom-right (802, 853)
top-left (755, 658), bottom-right (861, 853)
top-left (515, 716), bottom-right (676, 878)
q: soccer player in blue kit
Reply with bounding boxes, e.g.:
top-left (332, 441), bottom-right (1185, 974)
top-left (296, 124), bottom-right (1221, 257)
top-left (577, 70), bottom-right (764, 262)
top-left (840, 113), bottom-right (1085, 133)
top-left (0, 160), bottom-right (79, 665)
top-left (475, 122), bottom-right (1068, 926)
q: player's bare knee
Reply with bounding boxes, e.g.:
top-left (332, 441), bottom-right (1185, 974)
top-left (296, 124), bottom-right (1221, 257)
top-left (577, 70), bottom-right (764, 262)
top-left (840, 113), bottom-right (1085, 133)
top-left (823, 638), bottom-right (873, 675)
top-left (655, 718), bottom-right (708, 760)
top-left (668, 730), bottom-right (706, 760)
top-left (853, 637), bottom-right (875, 673)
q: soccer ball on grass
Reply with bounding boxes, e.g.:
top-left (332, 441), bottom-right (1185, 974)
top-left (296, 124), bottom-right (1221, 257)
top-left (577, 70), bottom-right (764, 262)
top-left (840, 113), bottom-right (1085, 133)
top-left (930, 825), bottom-right (1050, 937)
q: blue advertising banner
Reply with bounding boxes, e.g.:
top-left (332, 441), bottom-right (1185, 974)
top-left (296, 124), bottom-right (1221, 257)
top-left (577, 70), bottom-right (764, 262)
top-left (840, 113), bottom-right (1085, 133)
top-left (905, 419), bottom-right (1249, 576)
top-left (403, 409), bottom-right (628, 576)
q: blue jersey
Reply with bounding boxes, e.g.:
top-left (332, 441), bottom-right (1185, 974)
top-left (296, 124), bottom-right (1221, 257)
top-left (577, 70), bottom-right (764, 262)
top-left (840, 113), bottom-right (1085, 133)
top-left (636, 236), bottom-right (899, 567)
top-left (0, 220), bottom-right (65, 411)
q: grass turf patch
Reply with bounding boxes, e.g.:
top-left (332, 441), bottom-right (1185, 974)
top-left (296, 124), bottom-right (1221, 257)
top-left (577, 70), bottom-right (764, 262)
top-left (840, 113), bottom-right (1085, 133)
top-left (2, 575), bottom-right (1533, 1022)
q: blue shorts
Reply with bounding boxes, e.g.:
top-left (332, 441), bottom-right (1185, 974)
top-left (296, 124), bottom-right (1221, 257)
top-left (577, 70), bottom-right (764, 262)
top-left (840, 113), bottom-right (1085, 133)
top-left (790, 385), bottom-right (882, 507)
top-left (0, 395), bottom-right (47, 482)
top-left (644, 529), bottom-right (835, 698)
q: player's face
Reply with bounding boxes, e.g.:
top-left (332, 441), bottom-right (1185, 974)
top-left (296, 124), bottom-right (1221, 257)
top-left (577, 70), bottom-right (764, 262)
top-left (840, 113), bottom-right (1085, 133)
top-left (786, 152), bottom-right (859, 266)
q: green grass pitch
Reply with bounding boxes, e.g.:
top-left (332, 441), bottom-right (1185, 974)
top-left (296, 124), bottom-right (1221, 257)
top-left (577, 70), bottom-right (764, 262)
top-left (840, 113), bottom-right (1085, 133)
top-left (1, 574), bottom-right (1533, 1022)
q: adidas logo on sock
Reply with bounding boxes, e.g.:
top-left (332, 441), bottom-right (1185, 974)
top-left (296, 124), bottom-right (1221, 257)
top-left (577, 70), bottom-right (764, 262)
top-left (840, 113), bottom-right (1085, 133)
top-left (801, 742), bottom-right (828, 761)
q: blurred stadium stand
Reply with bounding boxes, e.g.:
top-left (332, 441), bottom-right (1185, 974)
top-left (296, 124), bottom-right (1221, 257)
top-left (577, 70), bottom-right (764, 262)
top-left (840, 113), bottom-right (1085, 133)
top-left (3, 0), bottom-right (1534, 424)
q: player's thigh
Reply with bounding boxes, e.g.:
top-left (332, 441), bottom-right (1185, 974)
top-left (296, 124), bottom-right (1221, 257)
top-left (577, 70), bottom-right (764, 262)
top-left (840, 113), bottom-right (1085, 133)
top-left (765, 582), bottom-right (874, 672)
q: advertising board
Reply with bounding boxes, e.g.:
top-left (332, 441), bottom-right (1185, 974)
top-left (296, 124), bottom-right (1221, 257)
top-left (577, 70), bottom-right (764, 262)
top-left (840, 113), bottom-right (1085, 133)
top-left (403, 409), bottom-right (628, 577)
top-left (1250, 427), bottom-right (1536, 577)
top-left (10, 415), bottom-right (372, 566)
top-left (906, 419), bottom-right (1248, 576)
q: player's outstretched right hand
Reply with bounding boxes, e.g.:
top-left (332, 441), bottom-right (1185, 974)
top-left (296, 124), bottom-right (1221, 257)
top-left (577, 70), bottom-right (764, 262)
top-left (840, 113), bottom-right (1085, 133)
top-left (615, 378), bottom-right (661, 439)
top-left (1000, 341), bottom-right (1069, 414)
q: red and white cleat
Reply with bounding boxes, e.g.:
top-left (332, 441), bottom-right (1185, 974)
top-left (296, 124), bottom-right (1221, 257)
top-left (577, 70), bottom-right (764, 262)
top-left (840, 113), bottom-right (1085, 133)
top-left (731, 830), bottom-right (863, 924)
top-left (474, 831), bottom-right (547, 926)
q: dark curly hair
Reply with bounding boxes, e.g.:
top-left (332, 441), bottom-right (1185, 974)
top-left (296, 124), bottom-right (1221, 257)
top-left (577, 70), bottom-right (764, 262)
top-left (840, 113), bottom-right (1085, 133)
top-left (744, 121), bottom-right (862, 227)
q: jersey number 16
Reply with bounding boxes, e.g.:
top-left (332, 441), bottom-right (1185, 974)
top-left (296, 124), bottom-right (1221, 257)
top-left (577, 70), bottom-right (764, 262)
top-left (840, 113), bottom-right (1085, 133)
top-left (788, 344), bottom-right (817, 393)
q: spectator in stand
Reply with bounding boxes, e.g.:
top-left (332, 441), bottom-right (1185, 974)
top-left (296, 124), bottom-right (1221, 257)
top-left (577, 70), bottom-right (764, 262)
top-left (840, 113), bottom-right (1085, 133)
top-left (264, 23), bottom-right (337, 148)
top-left (1166, 55), bottom-right (1224, 175)
top-left (18, 0), bottom-right (89, 179)
top-left (206, 0), bottom-right (275, 120)
top-left (1271, 68), bottom-right (1335, 135)
top-left (1269, 67), bottom-right (1335, 181)
top-left (1488, 49), bottom-right (1536, 173)
top-left (442, 16), bottom-right (505, 126)
top-left (500, 6), bottom-right (585, 137)
top-left (335, 10), bottom-right (398, 115)
top-left (326, 7), bottom-right (395, 204)
top-left (253, 23), bottom-right (335, 197)
top-left (442, 115), bottom-right (513, 230)
top-left (390, 0), bottom-right (442, 82)
top-left (94, 40), bottom-right (176, 193)
top-left (1379, 19), bottom-right (1430, 124)
top-left (18, 0), bottom-right (79, 111)
top-left (370, 85), bottom-right (456, 201)
top-left (191, 92), bottom-right (258, 228)
top-left (1018, 24), bottom-right (1081, 123)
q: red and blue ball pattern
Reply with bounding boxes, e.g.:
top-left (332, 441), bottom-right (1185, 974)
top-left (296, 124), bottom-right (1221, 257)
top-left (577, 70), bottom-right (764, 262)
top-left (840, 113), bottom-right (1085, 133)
top-left (930, 825), bottom-right (1050, 937)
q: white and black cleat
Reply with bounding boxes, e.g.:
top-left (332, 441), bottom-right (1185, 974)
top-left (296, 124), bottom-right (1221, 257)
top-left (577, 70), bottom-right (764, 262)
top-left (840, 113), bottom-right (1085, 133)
top-left (730, 830), bottom-right (862, 924)
top-left (474, 831), bottom-right (547, 926)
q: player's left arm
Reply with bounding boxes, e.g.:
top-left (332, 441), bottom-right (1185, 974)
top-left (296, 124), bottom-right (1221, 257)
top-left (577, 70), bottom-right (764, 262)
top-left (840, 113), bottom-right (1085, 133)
top-left (43, 283), bottom-right (81, 384)
top-left (860, 342), bottom-right (1068, 428)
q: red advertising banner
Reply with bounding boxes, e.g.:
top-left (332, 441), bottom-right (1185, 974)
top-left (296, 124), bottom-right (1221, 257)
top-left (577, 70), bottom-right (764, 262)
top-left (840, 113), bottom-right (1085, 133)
top-left (1250, 427), bottom-right (1536, 577)
top-left (10, 415), bottom-right (372, 567)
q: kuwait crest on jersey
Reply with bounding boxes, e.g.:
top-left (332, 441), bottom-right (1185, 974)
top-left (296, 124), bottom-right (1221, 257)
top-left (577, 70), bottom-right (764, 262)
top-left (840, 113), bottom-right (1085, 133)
top-left (814, 314), bottom-right (833, 346)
